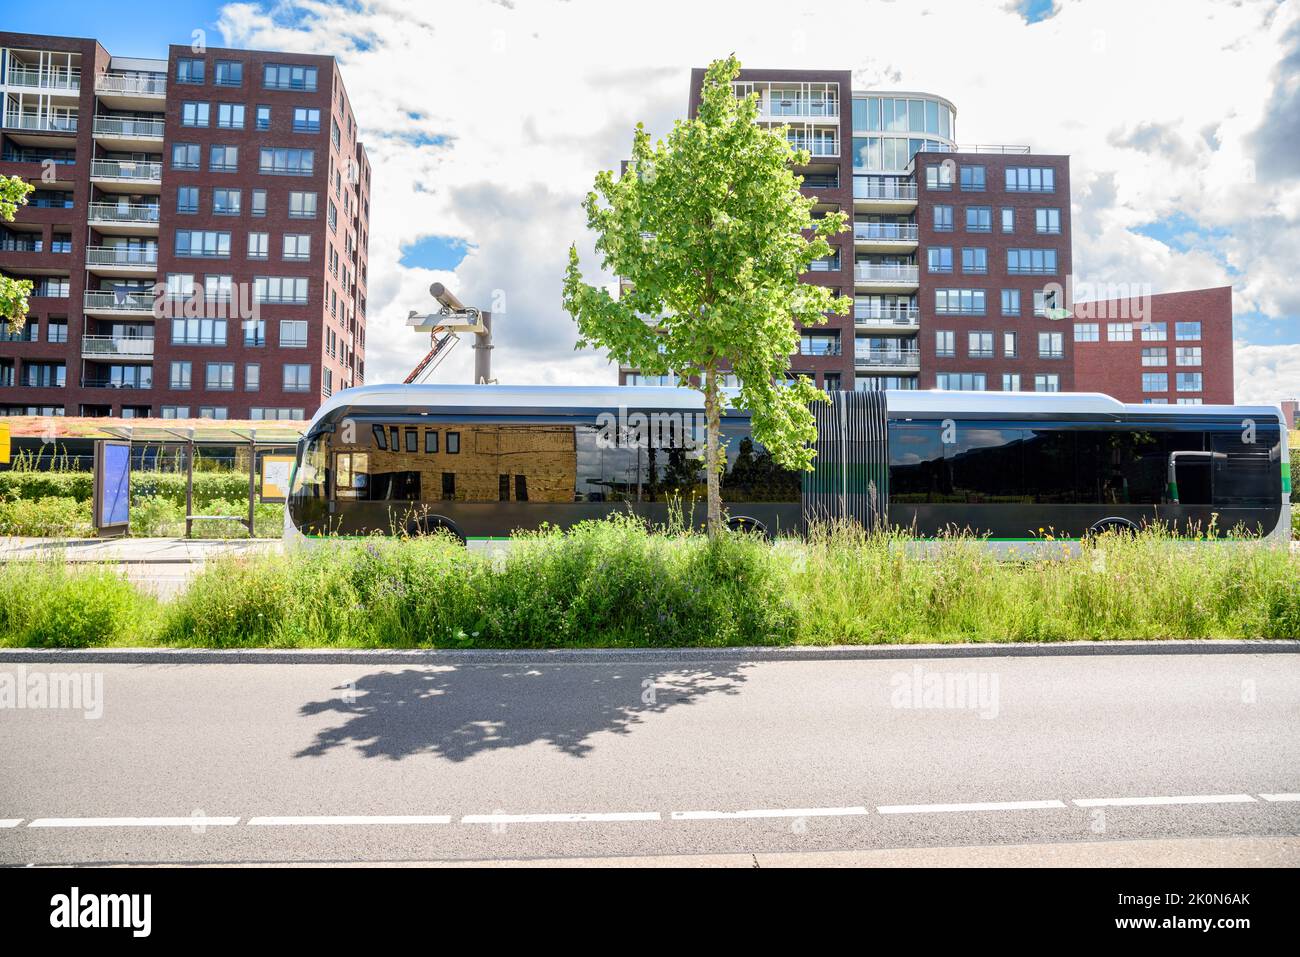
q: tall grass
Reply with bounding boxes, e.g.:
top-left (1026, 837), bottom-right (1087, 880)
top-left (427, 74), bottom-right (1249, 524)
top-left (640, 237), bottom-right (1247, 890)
top-left (1, 518), bottom-right (1296, 648)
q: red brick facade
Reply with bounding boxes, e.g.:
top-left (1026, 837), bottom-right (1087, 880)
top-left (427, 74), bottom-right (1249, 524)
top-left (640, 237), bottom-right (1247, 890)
top-left (1071, 286), bottom-right (1233, 405)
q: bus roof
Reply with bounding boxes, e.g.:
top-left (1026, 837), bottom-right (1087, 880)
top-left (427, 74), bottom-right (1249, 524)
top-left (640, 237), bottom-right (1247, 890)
top-left (308, 383), bottom-right (1285, 429)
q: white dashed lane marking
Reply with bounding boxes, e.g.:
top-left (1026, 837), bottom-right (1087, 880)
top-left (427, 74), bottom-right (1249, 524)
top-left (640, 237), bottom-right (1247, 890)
top-left (876, 800), bottom-right (1067, 815)
top-left (461, 812), bottom-right (661, 824)
top-left (26, 817), bottom-right (241, 828)
top-left (247, 815), bottom-right (452, 826)
top-left (1259, 793), bottom-right (1300, 802)
top-left (1072, 794), bottom-right (1257, 808)
top-left (671, 806), bottom-right (870, 821)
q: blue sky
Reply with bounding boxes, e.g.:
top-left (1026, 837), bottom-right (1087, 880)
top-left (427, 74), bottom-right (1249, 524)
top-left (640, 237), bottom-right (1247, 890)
top-left (4, 1), bottom-right (226, 58)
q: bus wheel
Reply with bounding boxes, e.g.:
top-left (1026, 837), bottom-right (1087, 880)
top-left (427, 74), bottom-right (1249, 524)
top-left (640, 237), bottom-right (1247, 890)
top-left (726, 516), bottom-right (770, 538)
top-left (1087, 518), bottom-right (1138, 538)
top-left (407, 516), bottom-right (467, 545)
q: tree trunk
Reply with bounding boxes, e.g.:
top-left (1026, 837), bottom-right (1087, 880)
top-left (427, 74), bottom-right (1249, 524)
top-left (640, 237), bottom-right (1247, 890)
top-left (703, 365), bottom-right (722, 537)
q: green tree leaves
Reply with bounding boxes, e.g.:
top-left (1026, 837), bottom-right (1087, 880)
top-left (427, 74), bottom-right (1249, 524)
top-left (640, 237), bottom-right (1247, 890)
top-left (0, 175), bottom-right (35, 330)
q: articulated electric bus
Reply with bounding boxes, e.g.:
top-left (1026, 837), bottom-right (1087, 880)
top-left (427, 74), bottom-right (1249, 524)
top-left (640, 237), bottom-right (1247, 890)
top-left (286, 384), bottom-right (1291, 544)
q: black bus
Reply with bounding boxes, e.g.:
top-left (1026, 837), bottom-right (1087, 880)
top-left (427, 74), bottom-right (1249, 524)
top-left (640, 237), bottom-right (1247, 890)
top-left (286, 385), bottom-right (1291, 544)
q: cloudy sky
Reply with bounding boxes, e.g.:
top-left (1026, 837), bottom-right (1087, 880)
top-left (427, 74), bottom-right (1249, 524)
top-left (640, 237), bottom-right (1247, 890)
top-left (15, 0), bottom-right (1300, 403)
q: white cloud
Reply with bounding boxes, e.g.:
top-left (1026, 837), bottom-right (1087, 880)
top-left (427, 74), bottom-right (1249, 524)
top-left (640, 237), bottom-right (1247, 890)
top-left (216, 0), bottom-right (1300, 400)
top-left (1235, 341), bottom-right (1300, 406)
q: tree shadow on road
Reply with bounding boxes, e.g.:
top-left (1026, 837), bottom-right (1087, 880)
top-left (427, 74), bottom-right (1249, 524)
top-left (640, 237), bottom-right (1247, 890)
top-left (294, 661), bottom-right (751, 762)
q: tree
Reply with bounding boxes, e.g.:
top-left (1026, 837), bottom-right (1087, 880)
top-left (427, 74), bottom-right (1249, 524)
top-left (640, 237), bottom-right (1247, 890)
top-left (563, 55), bottom-right (849, 535)
top-left (0, 175), bottom-right (35, 330)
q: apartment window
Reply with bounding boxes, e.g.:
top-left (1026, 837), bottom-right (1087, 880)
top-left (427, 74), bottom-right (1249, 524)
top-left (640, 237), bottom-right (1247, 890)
top-left (199, 406), bottom-right (229, 420)
top-left (243, 319), bottom-right (266, 347)
top-left (259, 147), bottom-right (315, 175)
top-left (176, 58), bottom-right (204, 84)
top-left (1141, 347), bottom-right (1167, 366)
top-left (959, 166), bottom-right (985, 191)
top-left (1001, 289), bottom-right (1020, 316)
top-left (331, 118), bottom-right (341, 150)
top-left (1177, 398), bottom-right (1203, 405)
top-left (292, 107), bottom-right (321, 133)
top-left (1140, 322), bottom-right (1167, 341)
top-left (447, 432), bottom-right (461, 454)
top-left (22, 362), bottom-right (66, 388)
top-left (212, 188), bottom-right (241, 216)
top-left (1142, 372), bottom-right (1168, 393)
top-left (288, 191), bottom-right (318, 218)
top-left (935, 330), bottom-right (955, 357)
top-left (46, 319), bottom-right (68, 343)
top-left (205, 362), bottom-right (235, 391)
top-left (214, 60), bottom-right (243, 86)
top-left (181, 102), bottom-right (210, 127)
top-left (1038, 331), bottom-right (1064, 359)
top-left (1033, 289), bottom-right (1061, 317)
top-left (161, 406), bottom-right (190, 419)
top-left (1007, 248), bottom-right (1058, 274)
top-left (282, 234), bottom-right (312, 261)
top-left (932, 205), bottom-right (954, 231)
top-left (1176, 347), bottom-right (1202, 366)
top-left (327, 200), bottom-right (338, 232)
top-left (247, 232), bottom-right (269, 259)
top-left (166, 273), bottom-right (196, 299)
top-left (251, 189), bottom-right (267, 217)
top-left (172, 317), bottom-right (226, 345)
top-left (924, 164), bottom-right (952, 190)
top-left (965, 206), bottom-right (991, 232)
top-left (169, 361), bottom-right (192, 390)
top-left (425, 430), bottom-right (439, 453)
top-left (255, 105), bottom-right (271, 131)
top-left (175, 230), bottom-right (231, 258)
top-left (1002, 373), bottom-right (1020, 391)
top-left (245, 363), bottom-right (260, 390)
top-left (961, 247), bottom-right (987, 274)
top-left (204, 275), bottom-right (234, 301)
top-left (283, 364), bottom-right (311, 392)
top-left (935, 289), bottom-right (986, 315)
top-left (176, 186), bottom-right (199, 214)
top-left (1035, 208), bottom-right (1061, 234)
top-left (1107, 322), bottom-right (1133, 342)
top-left (217, 103), bottom-right (245, 129)
top-left (264, 64), bottom-right (317, 91)
top-left (927, 247), bottom-right (952, 273)
top-left (1176, 372), bottom-right (1203, 392)
top-left (171, 143), bottom-right (200, 170)
top-left (1176, 322), bottom-right (1201, 340)
top-left (279, 320), bottom-right (308, 348)
top-left (1001, 208), bottom-right (1014, 233)
top-left (968, 331), bottom-right (994, 358)
top-left (1005, 167), bottom-right (1056, 192)
top-left (255, 276), bottom-right (309, 304)
top-left (323, 367), bottom-right (333, 396)
top-left (935, 373), bottom-right (986, 391)
top-left (1034, 373), bottom-right (1060, 392)
top-left (1003, 331), bottom-right (1018, 357)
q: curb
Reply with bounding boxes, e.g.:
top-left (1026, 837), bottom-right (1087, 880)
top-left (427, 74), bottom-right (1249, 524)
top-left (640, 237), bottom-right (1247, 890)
top-left (1, 639), bottom-right (1297, 665)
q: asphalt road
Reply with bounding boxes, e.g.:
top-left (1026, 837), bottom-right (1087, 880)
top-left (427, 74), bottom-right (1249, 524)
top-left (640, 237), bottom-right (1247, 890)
top-left (1, 651), bottom-right (1297, 865)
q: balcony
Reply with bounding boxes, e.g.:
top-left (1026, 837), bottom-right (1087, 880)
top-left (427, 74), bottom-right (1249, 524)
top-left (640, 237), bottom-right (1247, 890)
top-left (6, 66), bottom-right (80, 95)
top-left (80, 376), bottom-right (153, 390)
top-left (852, 178), bottom-right (918, 213)
top-left (4, 111), bottom-right (78, 133)
top-left (92, 115), bottom-right (165, 150)
top-left (83, 289), bottom-right (157, 317)
top-left (855, 349), bottom-right (921, 370)
top-left (854, 263), bottom-right (919, 291)
top-left (81, 335), bottom-right (155, 360)
top-left (87, 203), bottom-right (161, 234)
top-left (853, 222), bottom-right (919, 251)
top-left (86, 245), bottom-right (159, 276)
top-left (759, 98), bottom-right (839, 120)
top-left (94, 72), bottom-right (167, 111)
top-left (855, 304), bottom-right (920, 330)
top-left (90, 158), bottom-right (162, 193)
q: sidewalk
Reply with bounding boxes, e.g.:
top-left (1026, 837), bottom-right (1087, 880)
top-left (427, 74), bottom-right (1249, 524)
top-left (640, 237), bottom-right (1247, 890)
top-left (0, 536), bottom-right (282, 564)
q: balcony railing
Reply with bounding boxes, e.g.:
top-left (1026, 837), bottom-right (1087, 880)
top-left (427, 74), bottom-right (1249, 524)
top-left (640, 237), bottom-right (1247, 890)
top-left (90, 158), bottom-right (162, 182)
top-left (853, 179), bottom-right (918, 202)
top-left (95, 72), bottom-right (167, 97)
top-left (855, 349), bottom-right (921, 369)
top-left (87, 202), bottom-right (161, 224)
top-left (81, 377), bottom-right (153, 390)
top-left (854, 264), bottom-right (919, 283)
top-left (855, 305), bottom-right (920, 326)
top-left (92, 115), bottom-right (165, 139)
top-left (853, 223), bottom-right (919, 243)
top-left (761, 98), bottom-right (839, 118)
top-left (86, 245), bottom-right (159, 267)
top-left (84, 290), bottom-right (157, 313)
top-left (6, 66), bottom-right (80, 92)
top-left (81, 335), bottom-right (155, 359)
top-left (4, 112), bottom-right (78, 133)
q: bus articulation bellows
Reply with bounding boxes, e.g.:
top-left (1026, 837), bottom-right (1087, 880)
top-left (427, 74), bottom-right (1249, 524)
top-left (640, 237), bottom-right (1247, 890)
top-left (286, 385), bottom-right (1290, 544)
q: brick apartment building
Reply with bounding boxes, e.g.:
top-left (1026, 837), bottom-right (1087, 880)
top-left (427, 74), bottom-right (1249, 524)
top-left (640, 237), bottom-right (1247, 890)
top-left (0, 31), bottom-right (370, 420)
top-left (621, 67), bottom-right (1232, 405)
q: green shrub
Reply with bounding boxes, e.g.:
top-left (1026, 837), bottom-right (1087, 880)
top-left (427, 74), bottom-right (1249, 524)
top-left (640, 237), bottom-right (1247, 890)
top-left (0, 561), bottom-right (157, 647)
top-left (0, 495), bottom-right (93, 537)
top-left (0, 470), bottom-right (254, 508)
